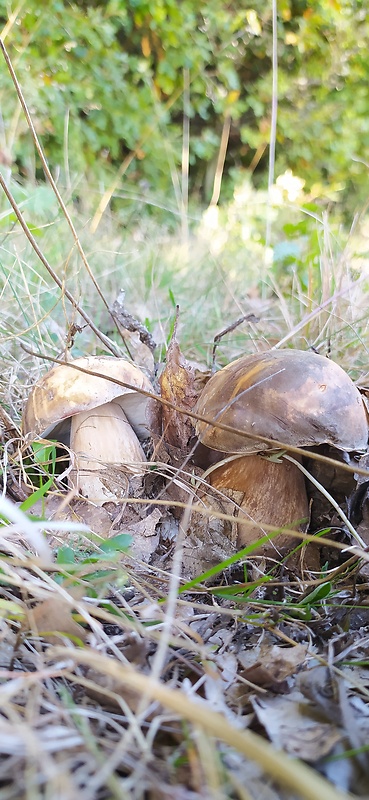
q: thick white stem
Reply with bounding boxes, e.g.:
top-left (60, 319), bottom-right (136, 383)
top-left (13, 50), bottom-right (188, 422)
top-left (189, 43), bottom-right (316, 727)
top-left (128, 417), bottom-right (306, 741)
top-left (70, 400), bottom-right (146, 504)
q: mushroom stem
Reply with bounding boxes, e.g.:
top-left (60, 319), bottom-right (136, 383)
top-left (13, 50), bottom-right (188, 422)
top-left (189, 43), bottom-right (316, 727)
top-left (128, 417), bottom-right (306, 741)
top-left (209, 453), bottom-right (309, 555)
top-left (70, 400), bottom-right (146, 504)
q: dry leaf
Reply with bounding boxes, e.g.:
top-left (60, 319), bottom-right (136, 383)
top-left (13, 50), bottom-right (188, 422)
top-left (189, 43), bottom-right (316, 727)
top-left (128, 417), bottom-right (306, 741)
top-left (182, 493), bottom-right (239, 579)
top-left (120, 506), bottom-right (162, 561)
top-left (159, 314), bottom-right (198, 453)
top-left (26, 596), bottom-right (87, 643)
top-left (81, 665), bottom-right (142, 711)
top-left (238, 643), bottom-right (309, 691)
top-left (251, 691), bottom-right (341, 761)
top-left (29, 494), bottom-right (124, 543)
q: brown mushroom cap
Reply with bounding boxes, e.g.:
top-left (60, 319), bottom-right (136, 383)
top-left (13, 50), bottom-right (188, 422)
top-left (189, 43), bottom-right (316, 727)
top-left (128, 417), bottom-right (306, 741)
top-left (22, 356), bottom-right (153, 443)
top-left (195, 349), bottom-right (368, 454)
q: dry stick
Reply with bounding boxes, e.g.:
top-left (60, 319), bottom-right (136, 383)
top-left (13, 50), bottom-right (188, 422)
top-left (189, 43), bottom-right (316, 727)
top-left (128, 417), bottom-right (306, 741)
top-left (52, 647), bottom-right (352, 800)
top-left (0, 173), bottom-right (119, 356)
top-left (211, 313), bottom-right (259, 372)
top-left (0, 38), bottom-right (116, 326)
top-left (19, 343), bottom-right (369, 481)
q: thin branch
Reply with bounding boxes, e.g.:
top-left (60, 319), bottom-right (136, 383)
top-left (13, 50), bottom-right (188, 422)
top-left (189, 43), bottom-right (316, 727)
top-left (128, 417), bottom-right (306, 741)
top-left (211, 313), bottom-right (259, 371)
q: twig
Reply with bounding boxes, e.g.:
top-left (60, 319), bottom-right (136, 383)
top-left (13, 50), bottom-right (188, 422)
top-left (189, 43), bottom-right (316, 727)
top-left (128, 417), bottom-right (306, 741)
top-left (111, 290), bottom-right (156, 352)
top-left (211, 313), bottom-right (259, 371)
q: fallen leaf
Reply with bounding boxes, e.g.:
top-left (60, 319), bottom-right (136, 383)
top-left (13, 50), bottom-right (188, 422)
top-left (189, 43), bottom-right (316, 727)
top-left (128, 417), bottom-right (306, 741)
top-left (29, 494), bottom-right (124, 543)
top-left (120, 506), bottom-right (162, 561)
top-left (251, 691), bottom-right (341, 761)
top-left (25, 595), bottom-right (87, 643)
top-left (77, 665), bottom-right (142, 712)
top-left (159, 311), bottom-right (198, 453)
top-left (181, 493), bottom-right (239, 579)
top-left (236, 642), bottom-right (308, 692)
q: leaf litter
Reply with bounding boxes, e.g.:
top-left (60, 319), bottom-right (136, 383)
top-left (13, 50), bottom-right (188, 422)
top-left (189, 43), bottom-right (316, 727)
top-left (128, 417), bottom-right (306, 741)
top-left (1, 335), bottom-right (369, 799)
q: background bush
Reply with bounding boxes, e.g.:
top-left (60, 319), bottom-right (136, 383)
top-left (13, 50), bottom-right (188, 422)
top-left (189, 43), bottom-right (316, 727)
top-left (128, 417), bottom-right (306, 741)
top-left (1, 0), bottom-right (369, 215)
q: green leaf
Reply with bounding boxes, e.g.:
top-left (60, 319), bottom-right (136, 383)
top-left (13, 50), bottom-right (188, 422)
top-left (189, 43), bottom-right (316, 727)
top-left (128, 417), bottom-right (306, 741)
top-left (296, 582), bottom-right (333, 607)
top-left (56, 546), bottom-right (76, 565)
top-left (19, 478), bottom-right (54, 512)
top-left (99, 534), bottom-right (132, 553)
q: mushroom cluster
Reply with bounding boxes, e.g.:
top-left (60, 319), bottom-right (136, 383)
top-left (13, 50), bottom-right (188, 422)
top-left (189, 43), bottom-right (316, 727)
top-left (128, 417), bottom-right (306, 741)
top-left (23, 356), bottom-right (153, 504)
top-left (195, 349), bottom-right (368, 553)
top-left (22, 348), bottom-right (369, 561)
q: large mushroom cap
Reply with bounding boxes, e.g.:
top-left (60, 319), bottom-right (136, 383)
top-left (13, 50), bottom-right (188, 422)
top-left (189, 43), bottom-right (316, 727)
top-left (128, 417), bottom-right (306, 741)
top-left (195, 349), bottom-right (369, 454)
top-left (23, 355), bottom-right (153, 442)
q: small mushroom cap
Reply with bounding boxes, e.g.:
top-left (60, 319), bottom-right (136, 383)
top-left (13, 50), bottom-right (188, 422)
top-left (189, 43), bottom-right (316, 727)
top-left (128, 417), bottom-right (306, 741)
top-left (196, 350), bottom-right (369, 454)
top-left (22, 356), bottom-right (153, 442)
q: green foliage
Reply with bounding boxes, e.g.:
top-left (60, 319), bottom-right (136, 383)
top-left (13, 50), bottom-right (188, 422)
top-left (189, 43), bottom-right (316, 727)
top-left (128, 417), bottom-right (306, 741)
top-left (0, 0), bottom-right (369, 211)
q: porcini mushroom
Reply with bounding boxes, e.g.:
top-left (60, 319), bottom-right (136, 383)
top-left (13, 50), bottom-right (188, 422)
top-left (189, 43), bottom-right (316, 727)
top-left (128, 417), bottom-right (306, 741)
top-left (195, 350), bottom-right (368, 552)
top-left (23, 356), bottom-right (153, 504)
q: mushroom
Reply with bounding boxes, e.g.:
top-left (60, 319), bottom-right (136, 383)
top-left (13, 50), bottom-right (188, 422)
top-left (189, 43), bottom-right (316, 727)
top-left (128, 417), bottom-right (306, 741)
top-left (23, 356), bottom-right (153, 504)
top-left (195, 349), bottom-right (368, 553)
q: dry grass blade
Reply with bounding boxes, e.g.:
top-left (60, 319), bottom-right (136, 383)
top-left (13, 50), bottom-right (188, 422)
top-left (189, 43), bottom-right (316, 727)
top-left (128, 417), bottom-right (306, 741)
top-left (53, 647), bottom-right (352, 800)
